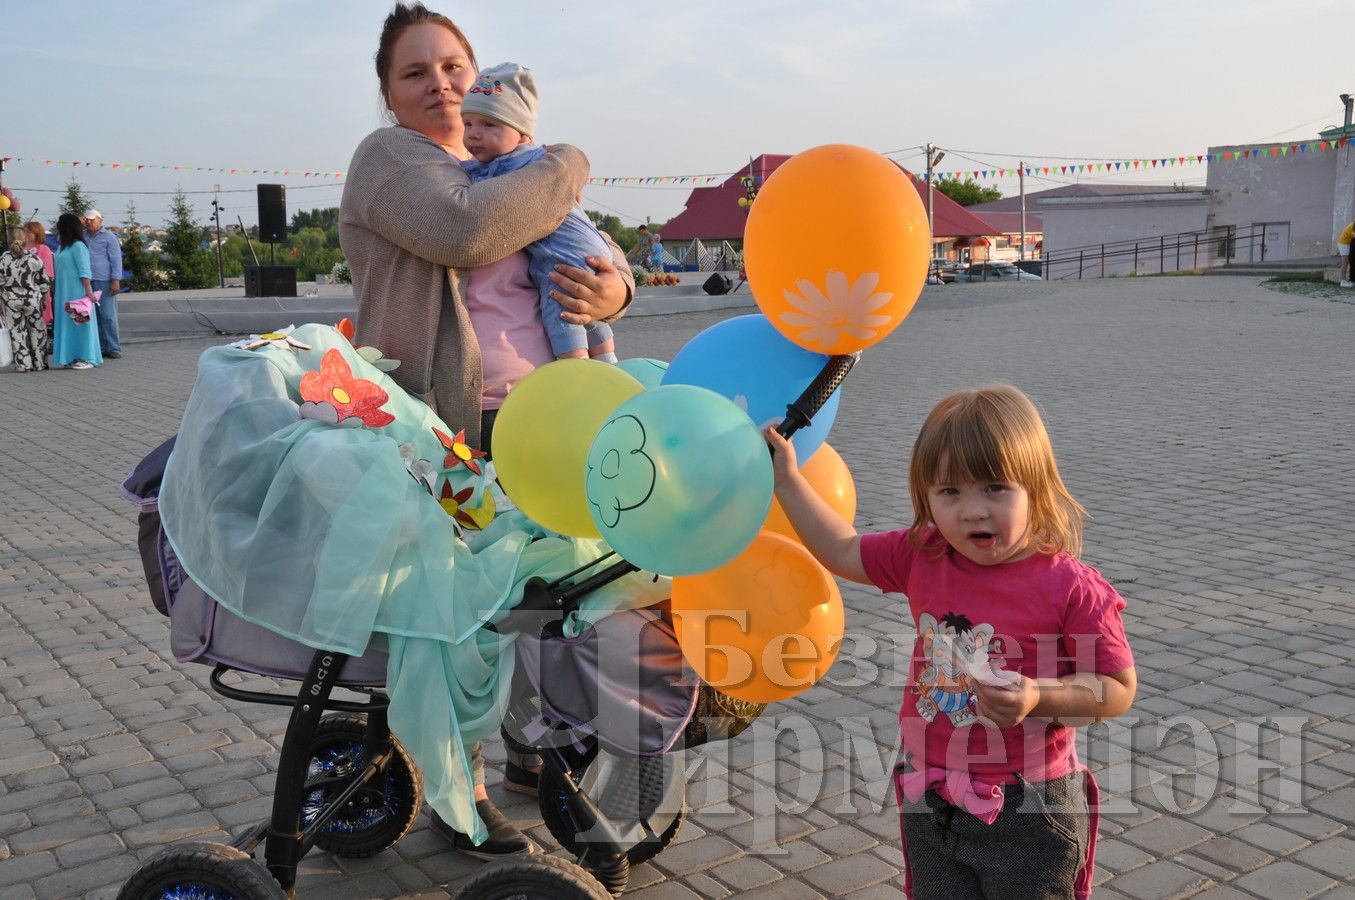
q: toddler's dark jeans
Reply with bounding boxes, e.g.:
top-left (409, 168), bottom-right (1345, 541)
top-left (900, 770), bottom-right (1089, 899)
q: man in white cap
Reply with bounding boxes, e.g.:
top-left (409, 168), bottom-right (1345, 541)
top-left (83, 210), bottom-right (124, 357)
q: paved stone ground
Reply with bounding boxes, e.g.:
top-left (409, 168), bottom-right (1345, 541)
top-left (1, 276), bottom-right (1353, 899)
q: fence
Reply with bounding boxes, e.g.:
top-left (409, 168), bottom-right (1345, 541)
top-left (1042, 224), bottom-right (1273, 280)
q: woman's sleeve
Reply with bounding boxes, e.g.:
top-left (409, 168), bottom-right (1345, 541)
top-left (358, 131), bottom-right (588, 269)
top-left (75, 243), bottom-right (92, 280)
top-left (600, 230), bottom-right (635, 321)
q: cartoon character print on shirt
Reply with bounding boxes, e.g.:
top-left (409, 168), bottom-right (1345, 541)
top-left (912, 611), bottom-right (998, 727)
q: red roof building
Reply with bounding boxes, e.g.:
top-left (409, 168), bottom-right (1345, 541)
top-left (660, 154), bottom-right (999, 246)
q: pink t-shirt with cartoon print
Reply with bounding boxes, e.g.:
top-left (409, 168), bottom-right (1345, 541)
top-left (860, 526), bottom-right (1134, 783)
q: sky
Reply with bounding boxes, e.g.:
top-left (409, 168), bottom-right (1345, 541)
top-left (8, 0), bottom-right (1352, 232)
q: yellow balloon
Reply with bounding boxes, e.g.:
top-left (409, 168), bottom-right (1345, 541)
top-left (671, 531), bottom-right (844, 704)
top-left (0, 196), bottom-right (10, 211)
top-left (744, 144), bottom-right (929, 355)
top-left (493, 359), bottom-right (643, 537)
top-left (763, 442), bottom-right (856, 541)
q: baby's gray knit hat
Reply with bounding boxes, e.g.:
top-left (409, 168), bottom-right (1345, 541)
top-left (462, 62), bottom-right (538, 138)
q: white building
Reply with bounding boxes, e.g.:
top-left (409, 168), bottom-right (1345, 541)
top-left (1034, 94), bottom-right (1355, 279)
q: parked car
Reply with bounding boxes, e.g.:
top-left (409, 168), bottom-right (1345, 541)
top-left (956, 262), bottom-right (1043, 282)
top-left (928, 259), bottom-right (959, 284)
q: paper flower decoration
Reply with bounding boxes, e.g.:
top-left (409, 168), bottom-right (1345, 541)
top-left (230, 324), bottom-right (312, 352)
top-left (439, 479), bottom-right (496, 531)
top-left (433, 427), bottom-right (486, 476)
top-left (355, 344), bottom-right (401, 372)
top-left (778, 270), bottom-right (892, 352)
top-left (299, 348), bottom-right (396, 428)
top-left (333, 318), bottom-right (400, 371)
top-left (399, 442), bottom-right (437, 493)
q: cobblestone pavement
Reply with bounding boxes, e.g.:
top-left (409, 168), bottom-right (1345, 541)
top-left (2, 276), bottom-right (1353, 899)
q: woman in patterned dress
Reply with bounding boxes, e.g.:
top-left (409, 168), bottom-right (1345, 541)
top-left (0, 230), bottom-right (53, 372)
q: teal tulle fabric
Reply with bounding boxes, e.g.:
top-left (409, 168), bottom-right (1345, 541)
top-left (158, 324), bottom-right (669, 842)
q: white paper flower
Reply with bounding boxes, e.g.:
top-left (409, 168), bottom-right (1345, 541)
top-left (398, 442), bottom-right (437, 493)
top-left (777, 270), bottom-right (893, 351)
top-left (230, 324), bottom-right (312, 352)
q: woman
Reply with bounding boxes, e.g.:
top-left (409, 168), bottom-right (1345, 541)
top-left (52, 213), bottom-right (102, 370)
top-left (25, 222), bottom-right (55, 337)
top-left (339, 2), bottom-right (633, 857)
top-left (0, 229), bottom-right (52, 371)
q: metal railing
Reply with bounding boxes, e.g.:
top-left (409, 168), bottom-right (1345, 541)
top-left (1042, 224), bottom-right (1273, 280)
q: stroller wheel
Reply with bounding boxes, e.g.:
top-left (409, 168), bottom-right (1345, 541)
top-left (458, 853), bottom-right (611, 899)
top-left (539, 750), bottom-right (686, 867)
top-left (303, 713), bottom-right (423, 857)
top-left (117, 841), bottom-right (285, 900)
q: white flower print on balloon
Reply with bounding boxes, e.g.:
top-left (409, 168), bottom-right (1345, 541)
top-left (777, 270), bottom-right (893, 353)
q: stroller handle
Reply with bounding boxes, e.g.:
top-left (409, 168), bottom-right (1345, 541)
top-left (774, 352), bottom-right (860, 440)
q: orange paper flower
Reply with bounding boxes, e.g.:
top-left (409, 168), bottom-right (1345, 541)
top-left (299, 348), bottom-right (396, 428)
top-left (432, 426), bottom-right (486, 475)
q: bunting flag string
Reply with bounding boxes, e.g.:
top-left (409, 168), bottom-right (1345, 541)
top-left (0, 155), bottom-right (346, 179)
top-left (3, 136), bottom-right (1350, 190)
top-left (928, 137), bottom-right (1350, 183)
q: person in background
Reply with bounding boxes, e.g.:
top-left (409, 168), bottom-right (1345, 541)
top-left (24, 222), bottom-right (55, 340)
top-left (460, 62), bottom-right (618, 363)
top-left (83, 210), bottom-right (123, 357)
top-left (52, 213), bottom-right (102, 370)
top-left (1337, 220), bottom-right (1353, 288)
top-left (0, 229), bottom-right (53, 371)
top-left (633, 223), bottom-right (655, 271)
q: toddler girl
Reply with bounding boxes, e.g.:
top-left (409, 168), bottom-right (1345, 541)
top-left (765, 383), bottom-right (1136, 899)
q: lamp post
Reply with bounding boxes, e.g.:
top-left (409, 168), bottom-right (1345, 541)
top-left (925, 143), bottom-right (945, 262)
top-left (211, 184), bottom-right (225, 288)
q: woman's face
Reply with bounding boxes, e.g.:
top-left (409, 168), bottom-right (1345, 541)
top-left (384, 23), bottom-right (476, 151)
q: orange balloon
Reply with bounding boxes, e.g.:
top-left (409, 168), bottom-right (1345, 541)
top-left (744, 144), bottom-right (929, 355)
top-left (763, 443), bottom-right (856, 540)
top-left (671, 531), bottom-right (844, 704)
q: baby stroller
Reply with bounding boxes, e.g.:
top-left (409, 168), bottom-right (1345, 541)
top-left (118, 441), bottom-right (761, 900)
top-left (116, 355), bottom-right (853, 899)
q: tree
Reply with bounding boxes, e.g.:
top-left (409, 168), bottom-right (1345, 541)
top-left (121, 202), bottom-right (166, 292)
top-left (290, 207), bottom-right (340, 235)
top-left (935, 181), bottom-right (1003, 207)
top-left (584, 210), bottom-right (639, 253)
top-left (162, 189), bottom-right (215, 289)
top-left (58, 178), bottom-right (94, 218)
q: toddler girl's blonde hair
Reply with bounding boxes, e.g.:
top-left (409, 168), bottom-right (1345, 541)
top-left (908, 384), bottom-right (1086, 557)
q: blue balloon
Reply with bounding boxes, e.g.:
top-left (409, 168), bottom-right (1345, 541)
top-left (585, 384), bottom-right (773, 576)
top-left (616, 357), bottom-right (669, 389)
top-left (662, 314), bottom-right (841, 461)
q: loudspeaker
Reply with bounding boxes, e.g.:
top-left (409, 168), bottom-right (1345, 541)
top-left (244, 265), bottom-right (297, 298)
top-left (257, 184), bottom-right (287, 243)
top-left (702, 273), bottom-right (733, 295)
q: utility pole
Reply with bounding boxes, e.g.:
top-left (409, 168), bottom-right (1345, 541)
top-left (211, 184), bottom-right (225, 288)
top-left (1018, 161), bottom-right (1026, 263)
top-left (925, 143), bottom-right (945, 259)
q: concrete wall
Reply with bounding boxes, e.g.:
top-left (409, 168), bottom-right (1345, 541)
top-left (1041, 193), bottom-right (1210, 279)
top-left (1206, 142), bottom-right (1337, 260)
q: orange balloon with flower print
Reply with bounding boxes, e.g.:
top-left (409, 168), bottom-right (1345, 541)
top-left (744, 144), bottom-right (929, 355)
top-left (671, 530), bottom-right (844, 704)
top-left (762, 442), bottom-right (856, 541)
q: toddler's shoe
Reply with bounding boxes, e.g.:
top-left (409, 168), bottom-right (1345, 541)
top-left (1340, 280), bottom-right (1353, 288)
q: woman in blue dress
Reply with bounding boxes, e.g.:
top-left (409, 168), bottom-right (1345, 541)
top-left (52, 213), bottom-right (102, 369)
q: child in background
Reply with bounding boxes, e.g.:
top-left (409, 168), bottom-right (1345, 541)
top-left (460, 62), bottom-right (617, 363)
top-left (765, 384), bottom-right (1136, 899)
